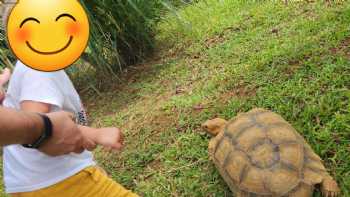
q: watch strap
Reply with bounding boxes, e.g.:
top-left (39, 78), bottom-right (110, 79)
top-left (23, 114), bottom-right (53, 149)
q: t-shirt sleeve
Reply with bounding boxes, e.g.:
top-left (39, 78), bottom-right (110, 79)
top-left (19, 70), bottom-right (64, 109)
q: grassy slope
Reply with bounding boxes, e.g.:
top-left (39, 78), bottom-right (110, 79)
top-left (1, 1), bottom-right (349, 197)
top-left (87, 1), bottom-right (349, 196)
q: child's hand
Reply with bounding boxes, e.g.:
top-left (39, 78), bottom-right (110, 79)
top-left (80, 126), bottom-right (124, 151)
top-left (0, 68), bottom-right (11, 85)
top-left (0, 68), bottom-right (11, 104)
top-left (95, 127), bottom-right (124, 151)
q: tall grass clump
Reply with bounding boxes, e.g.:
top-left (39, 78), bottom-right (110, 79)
top-left (157, 0), bottom-right (250, 48)
top-left (0, 28), bottom-right (14, 70)
top-left (82, 0), bottom-right (170, 77)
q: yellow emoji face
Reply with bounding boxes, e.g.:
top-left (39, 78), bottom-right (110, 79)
top-left (6, 0), bottom-right (89, 71)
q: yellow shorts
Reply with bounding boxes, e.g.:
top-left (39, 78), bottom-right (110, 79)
top-left (11, 166), bottom-right (139, 197)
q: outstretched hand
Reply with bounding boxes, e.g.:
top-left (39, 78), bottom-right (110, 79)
top-left (0, 68), bottom-right (11, 85)
top-left (0, 68), bottom-right (11, 104)
top-left (96, 127), bottom-right (124, 151)
top-left (79, 126), bottom-right (124, 151)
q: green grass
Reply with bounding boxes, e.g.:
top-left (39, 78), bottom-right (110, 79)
top-left (1, 1), bottom-right (350, 196)
top-left (87, 1), bottom-right (350, 196)
top-left (81, 0), bottom-right (184, 77)
top-left (0, 156), bottom-right (7, 197)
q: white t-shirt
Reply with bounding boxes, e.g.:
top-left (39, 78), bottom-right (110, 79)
top-left (2, 61), bottom-right (95, 193)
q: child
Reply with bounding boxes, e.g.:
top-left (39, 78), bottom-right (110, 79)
top-left (2, 60), bottom-right (139, 197)
top-left (1, 0), bottom-right (139, 194)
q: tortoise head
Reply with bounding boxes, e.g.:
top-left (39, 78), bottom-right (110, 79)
top-left (201, 118), bottom-right (228, 136)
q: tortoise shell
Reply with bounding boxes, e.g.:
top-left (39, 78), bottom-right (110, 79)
top-left (209, 108), bottom-right (329, 196)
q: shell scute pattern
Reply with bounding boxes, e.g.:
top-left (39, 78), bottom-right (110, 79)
top-left (213, 109), bottom-right (307, 196)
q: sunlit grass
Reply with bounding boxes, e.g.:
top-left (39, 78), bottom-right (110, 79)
top-left (88, 1), bottom-right (350, 196)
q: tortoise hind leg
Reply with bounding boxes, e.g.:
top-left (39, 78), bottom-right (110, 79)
top-left (235, 190), bottom-right (250, 197)
top-left (235, 191), bottom-right (265, 197)
top-left (321, 176), bottom-right (340, 197)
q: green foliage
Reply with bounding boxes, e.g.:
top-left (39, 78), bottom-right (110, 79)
top-left (0, 28), bottom-right (14, 70)
top-left (81, 0), bottom-right (172, 76)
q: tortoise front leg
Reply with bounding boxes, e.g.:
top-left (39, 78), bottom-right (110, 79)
top-left (321, 176), bottom-right (340, 197)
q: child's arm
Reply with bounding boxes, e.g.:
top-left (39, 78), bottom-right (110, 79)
top-left (79, 126), bottom-right (124, 151)
top-left (20, 101), bottom-right (51, 113)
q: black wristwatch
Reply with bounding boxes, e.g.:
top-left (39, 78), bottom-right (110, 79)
top-left (23, 114), bottom-right (53, 149)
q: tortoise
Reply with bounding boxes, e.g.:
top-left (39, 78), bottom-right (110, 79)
top-left (202, 108), bottom-right (340, 197)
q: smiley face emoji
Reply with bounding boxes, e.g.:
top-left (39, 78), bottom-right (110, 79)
top-left (6, 0), bottom-right (89, 71)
